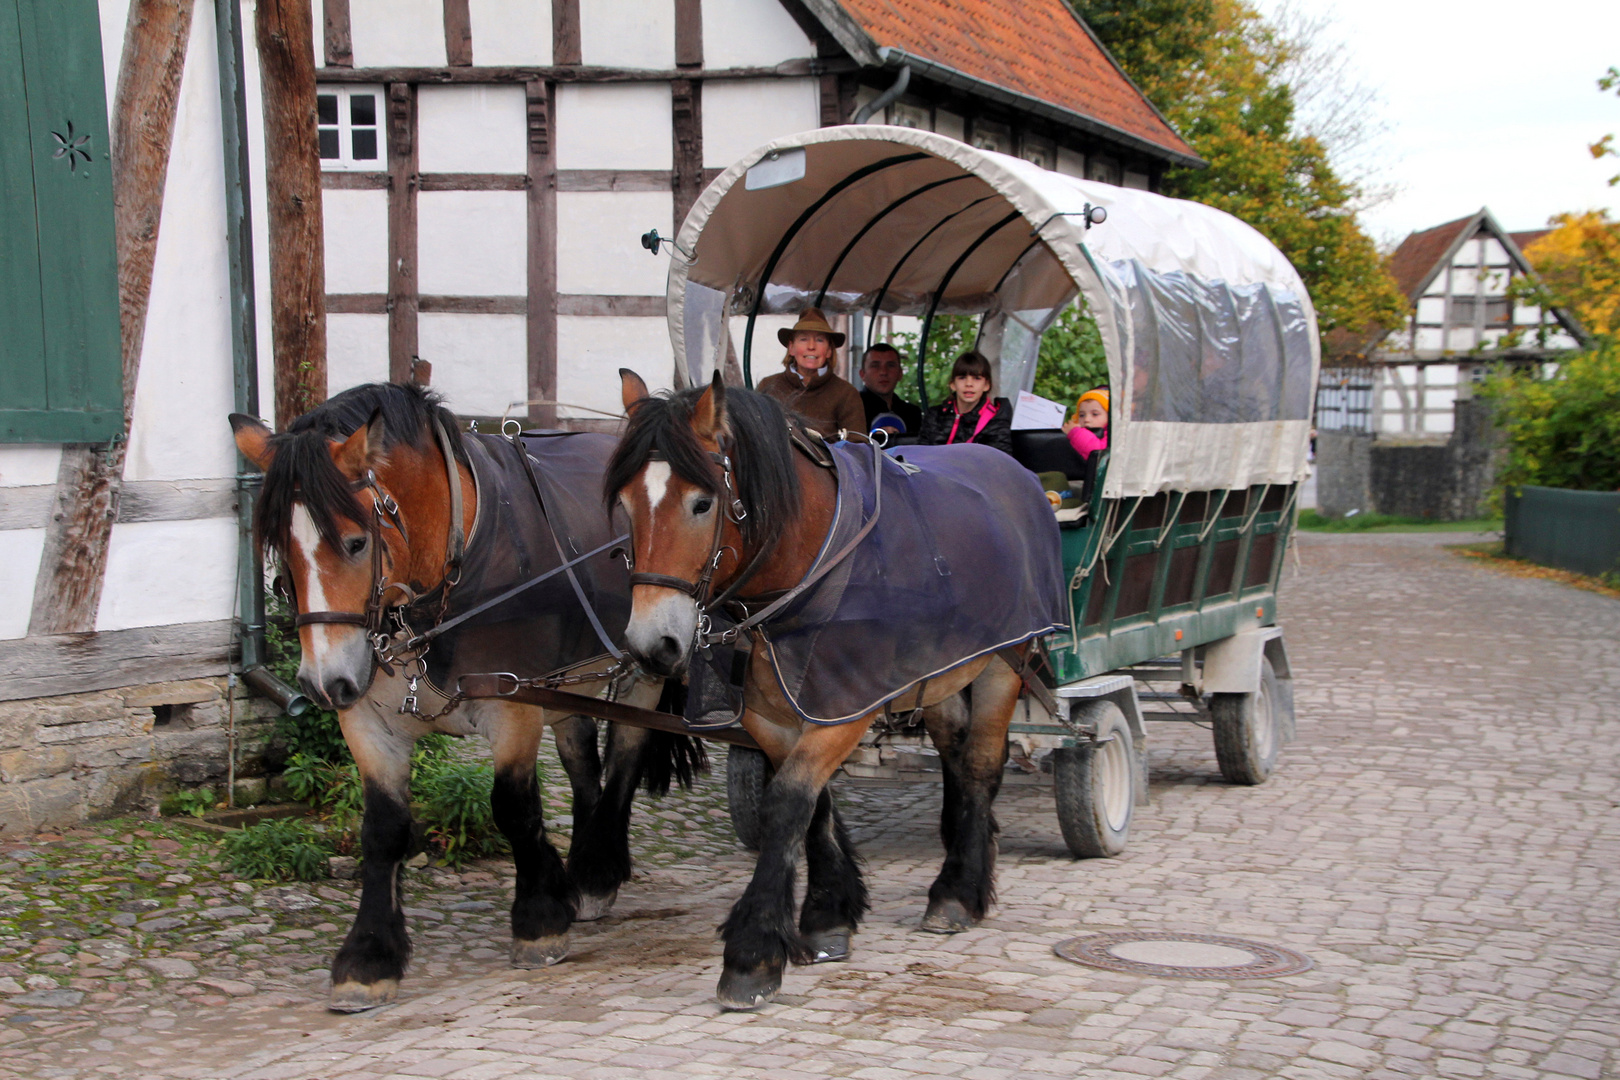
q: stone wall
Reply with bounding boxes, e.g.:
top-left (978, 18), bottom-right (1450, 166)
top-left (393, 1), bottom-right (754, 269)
top-left (1315, 399), bottom-right (1500, 521)
top-left (0, 678), bottom-right (282, 833)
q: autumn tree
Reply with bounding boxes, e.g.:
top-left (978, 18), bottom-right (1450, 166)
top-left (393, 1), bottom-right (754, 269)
top-left (1520, 211), bottom-right (1620, 341)
top-left (1590, 65), bottom-right (1619, 187)
top-left (1071, 0), bottom-right (1406, 340)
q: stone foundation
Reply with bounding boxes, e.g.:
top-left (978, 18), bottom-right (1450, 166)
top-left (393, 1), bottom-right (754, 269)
top-left (0, 677), bottom-right (282, 833)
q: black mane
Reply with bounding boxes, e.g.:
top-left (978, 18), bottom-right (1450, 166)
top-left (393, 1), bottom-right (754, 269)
top-left (257, 382), bottom-right (464, 558)
top-left (604, 384), bottom-right (801, 552)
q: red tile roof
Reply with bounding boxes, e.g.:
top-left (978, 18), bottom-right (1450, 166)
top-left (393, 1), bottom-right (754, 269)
top-left (837, 0), bottom-right (1197, 163)
top-left (1387, 214), bottom-right (1477, 299)
top-left (1508, 229), bottom-right (1551, 255)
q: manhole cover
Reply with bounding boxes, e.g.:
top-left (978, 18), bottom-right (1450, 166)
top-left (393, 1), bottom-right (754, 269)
top-left (1055, 932), bottom-right (1312, 979)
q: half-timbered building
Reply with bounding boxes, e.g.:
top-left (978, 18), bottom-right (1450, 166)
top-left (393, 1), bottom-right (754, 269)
top-left (0, 0), bottom-right (1197, 828)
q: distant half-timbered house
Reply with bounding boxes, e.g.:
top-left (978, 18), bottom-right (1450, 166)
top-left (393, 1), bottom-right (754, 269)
top-left (0, 0), bottom-right (1195, 829)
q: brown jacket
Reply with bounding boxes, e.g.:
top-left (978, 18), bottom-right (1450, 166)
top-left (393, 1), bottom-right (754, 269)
top-left (757, 370), bottom-right (866, 438)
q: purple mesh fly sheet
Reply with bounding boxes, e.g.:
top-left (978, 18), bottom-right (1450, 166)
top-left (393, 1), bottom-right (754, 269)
top-left (411, 432), bottom-right (629, 695)
top-left (757, 441), bottom-right (1068, 725)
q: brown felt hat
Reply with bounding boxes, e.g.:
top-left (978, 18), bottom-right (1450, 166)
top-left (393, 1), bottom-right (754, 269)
top-left (777, 307), bottom-right (846, 348)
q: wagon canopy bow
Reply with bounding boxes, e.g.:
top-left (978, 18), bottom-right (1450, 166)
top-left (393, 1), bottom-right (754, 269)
top-left (666, 127), bottom-right (1321, 499)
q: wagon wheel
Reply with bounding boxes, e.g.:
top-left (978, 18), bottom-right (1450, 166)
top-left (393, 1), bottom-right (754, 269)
top-left (725, 745), bottom-right (773, 851)
top-left (1211, 655), bottom-right (1281, 785)
top-left (1052, 700), bottom-right (1136, 858)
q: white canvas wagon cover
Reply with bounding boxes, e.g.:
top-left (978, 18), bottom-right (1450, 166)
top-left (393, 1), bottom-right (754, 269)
top-left (665, 127), bottom-right (1320, 498)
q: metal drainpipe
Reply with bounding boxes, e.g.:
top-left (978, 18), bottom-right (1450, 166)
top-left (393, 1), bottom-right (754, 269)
top-left (852, 62), bottom-right (911, 124)
top-left (215, 0), bottom-right (265, 683)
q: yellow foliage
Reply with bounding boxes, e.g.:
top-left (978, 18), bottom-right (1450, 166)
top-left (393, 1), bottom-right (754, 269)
top-left (1523, 211), bottom-right (1620, 339)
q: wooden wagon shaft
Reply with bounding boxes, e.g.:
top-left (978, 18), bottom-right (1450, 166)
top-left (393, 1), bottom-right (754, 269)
top-left (456, 673), bottom-right (762, 750)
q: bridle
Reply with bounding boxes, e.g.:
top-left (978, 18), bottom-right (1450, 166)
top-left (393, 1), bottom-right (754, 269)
top-left (624, 432), bottom-right (887, 649)
top-left (290, 417), bottom-right (467, 670)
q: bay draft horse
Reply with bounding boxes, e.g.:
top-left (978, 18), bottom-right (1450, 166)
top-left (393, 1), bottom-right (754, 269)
top-left (607, 370), bottom-right (1040, 1010)
top-left (231, 383), bottom-right (701, 1012)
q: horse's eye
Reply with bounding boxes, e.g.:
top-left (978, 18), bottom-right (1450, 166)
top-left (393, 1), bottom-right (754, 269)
top-left (345, 536), bottom-right (367, 557)
top-left (692, 497), bottom-right (714, 516)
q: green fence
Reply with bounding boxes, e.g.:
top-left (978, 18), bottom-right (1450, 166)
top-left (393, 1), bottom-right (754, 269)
top-left (1504, 486), bottom-right (1620, 578)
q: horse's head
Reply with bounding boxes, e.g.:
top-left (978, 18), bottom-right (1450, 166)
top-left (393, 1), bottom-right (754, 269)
top-left (605, 370), bottom-right (799, 677)
top-left (231, 384), bottom-right (470, 710)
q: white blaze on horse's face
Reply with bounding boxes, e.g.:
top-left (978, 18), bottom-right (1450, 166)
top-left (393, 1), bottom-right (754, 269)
top-left (289, 503), bottom-right (376, 710)
top-left (621, 463), bottom-right (718, 678)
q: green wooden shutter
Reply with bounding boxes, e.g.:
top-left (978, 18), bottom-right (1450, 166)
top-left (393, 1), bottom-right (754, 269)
top-left (0, 0), bottom-right (122, 443)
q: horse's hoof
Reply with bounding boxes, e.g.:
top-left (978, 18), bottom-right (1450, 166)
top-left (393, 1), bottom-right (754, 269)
top-left (511, 935), bottom-right (569, 968)
top-left (328, 978), bottom-right (397, 1013)
top-left (574, 889), bottom-right (617, 922)
top-left (716, 964), bottom-right (781, 1011)
top-left (920, 898), bottom-right (976, 934)
top-left (806, 928), bottom-right (851, 963)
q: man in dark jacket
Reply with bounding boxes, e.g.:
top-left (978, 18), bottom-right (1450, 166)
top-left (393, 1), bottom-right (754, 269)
top-left (858, 344), bottom-right (922, 436)
top-left (917, 350), bottom-right (1014, 455)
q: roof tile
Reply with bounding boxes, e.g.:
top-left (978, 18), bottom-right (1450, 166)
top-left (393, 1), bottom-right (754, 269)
top-left (838, 0), bottom-right (1195, 160)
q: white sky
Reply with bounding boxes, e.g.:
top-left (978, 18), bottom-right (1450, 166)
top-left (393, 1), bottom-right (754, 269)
top-left (1258, 0), bottom-right (1620, 247)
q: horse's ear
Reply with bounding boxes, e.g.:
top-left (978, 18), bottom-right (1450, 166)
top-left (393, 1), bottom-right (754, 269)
top-left (333, 408), bottom-right (387, 477)
top-left (692, 369), bottom-right (726, 440)
top-left (229, 414), bottom-right (273, 470)
top-left (620, 368), bottom-right (650, 414)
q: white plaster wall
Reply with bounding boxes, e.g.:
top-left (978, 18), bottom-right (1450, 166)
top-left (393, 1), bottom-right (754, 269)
top-left (1056, 147), bottom-right (1086, 178)
top-left (99, 0), bottom-right (133, 111)
top-left (0, 447), bottom-right (62, 487)
top-left (419, 85), bottom-right (527, 174)
top-left (702, 79), bottom-right (819, 168)
top-left (312, 0), bottom-right (324, 66)
top-left (579, 0), bottom-right (674, 69)
top-left (418, 314), bottom-right (528, 416)
top-left (1123, 171), bottom-right (1150, 190)
top-left (556, 191), bottom-right (672, 295)
top-left (469, 0), bottom-right (553, 66)
top-left (555, 84), bottom-right (672, 170)
top-left (0, 530), bottom-right (47, 640)
top-left (557, 316), bottom-right (673, 419)
top-left (935, 111), bottom-right (965, 144)
top-left (327, 314), bottom-right (390, 395)
top-left (96, 518), bottom-right (238, 632)
top-left (322, 189), bottom-right (389, 294)
top-left (702, 0), bottom-right (813, 68)
top-left (417, 191), bottom-right (528, 295)
top-left (349, 0), bottom-right (447, 68)
top-left (1416, 297), bottom-right (1445, 324)
top-left (124, 3), bottom-right (237, 484)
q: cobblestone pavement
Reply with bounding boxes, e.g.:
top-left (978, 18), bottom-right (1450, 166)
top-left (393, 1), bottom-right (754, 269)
top-left (2, 531), bottom-right (1617, 1079)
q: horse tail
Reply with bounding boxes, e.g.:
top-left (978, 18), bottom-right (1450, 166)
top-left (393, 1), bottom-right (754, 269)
top-left (638, 680), bottom-right (709, 795)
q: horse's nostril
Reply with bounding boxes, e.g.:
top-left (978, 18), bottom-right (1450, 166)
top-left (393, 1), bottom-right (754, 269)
top-left (328, 677), bottom-right (360, 709)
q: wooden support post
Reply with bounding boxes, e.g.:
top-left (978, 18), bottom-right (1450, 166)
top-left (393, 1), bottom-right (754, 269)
top-left (552, 0), bottom-right (580, 66)
top-left (387, 82), bottom-right (418, 385)
top-left (526, 80), bottom-right (557, 426)
top-left (323, 0), bottom-right (351, 67)
top-left (443, 0), bottom-right (472, 67)
top-left (28, 0), bottom-right (194, 637)
top-left (671, 80), bottom-right (703, 229)
top-left (674, 0), bottom-right (701, 68)
top-left (256, 0), bottom-right (328, 423)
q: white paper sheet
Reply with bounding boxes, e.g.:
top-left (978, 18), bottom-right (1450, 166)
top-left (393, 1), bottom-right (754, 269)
top-left (1011, 390), bottom-right (1067, 431)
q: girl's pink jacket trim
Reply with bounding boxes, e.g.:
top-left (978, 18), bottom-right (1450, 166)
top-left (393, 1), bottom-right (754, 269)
top-left (1066, 426), bottom-right (1108, 458)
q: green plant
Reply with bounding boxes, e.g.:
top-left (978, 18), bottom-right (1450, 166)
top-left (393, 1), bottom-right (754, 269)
top-left (1035, 305), bottom-right (1110, 416)
top-left (413, 751), bottom-right (506, 866)
top-left (160, 788), bottom-right (217, 818)
top-left (890, 314), bottom-right (981, 407)
top-left (265, 594), bottom-right (350, 764)
top-left (282, 752), bottom-right (363, 831)
top-left (1479, 340), bottom-right (1620, 494)
top-left (1297, 509), bottom-right (1503, 533)
top-left (220, 818), bottom-right (332, 881)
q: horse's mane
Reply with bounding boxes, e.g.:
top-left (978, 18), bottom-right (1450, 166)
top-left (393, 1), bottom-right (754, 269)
top-left (257, 382), bottom-right (465, 558)
top-left (604, 384), bottom-right (800, 552)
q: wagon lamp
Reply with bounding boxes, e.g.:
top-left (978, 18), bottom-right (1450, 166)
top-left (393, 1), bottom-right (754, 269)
top-left (640, 228), bottom-right (693, 261)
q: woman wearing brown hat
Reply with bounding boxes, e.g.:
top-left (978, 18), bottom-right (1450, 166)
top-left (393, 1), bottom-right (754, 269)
top-left (756, 308), bottom-right (866, 439)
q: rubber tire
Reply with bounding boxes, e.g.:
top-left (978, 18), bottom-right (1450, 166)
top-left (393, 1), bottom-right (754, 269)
top-left (725, 745), bottom-right (772, 852)
top-left (1052, 700), bottom-right (1136, 859)
top-left (1211, 655), bottom-right (1281, 785)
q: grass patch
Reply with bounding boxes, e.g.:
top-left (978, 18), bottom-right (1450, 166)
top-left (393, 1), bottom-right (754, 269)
top-left (1299, 509), bottom-right (1503, 533)
top-left (1450, 541), bottom-right (1620, 600)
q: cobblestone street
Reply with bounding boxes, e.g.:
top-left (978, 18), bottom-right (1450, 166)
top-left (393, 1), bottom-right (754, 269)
top-left (2, 531), bottom-right (1617, 1080)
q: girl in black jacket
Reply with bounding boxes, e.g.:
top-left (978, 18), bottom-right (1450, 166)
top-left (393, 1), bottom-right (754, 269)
top-left (917, 350), bottom-right (1014, 455)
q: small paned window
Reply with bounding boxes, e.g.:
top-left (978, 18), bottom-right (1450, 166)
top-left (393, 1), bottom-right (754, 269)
top-left (317, 85), bottom-right (383, 171)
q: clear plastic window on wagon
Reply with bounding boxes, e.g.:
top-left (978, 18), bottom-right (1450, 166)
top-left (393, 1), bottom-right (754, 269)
top-left (317, 86), bottom-right (383, 171)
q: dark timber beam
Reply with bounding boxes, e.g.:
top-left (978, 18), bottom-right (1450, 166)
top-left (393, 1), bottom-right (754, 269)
top-left (527, 80), bottom-right (557, 427)
top-left (28, 0), bottom-right (194, 637)
top-left (386, 82), bottom-right (418, 385)
top-left (443, 0), bottom-right (472, 66)
top-left (256, 0), bottom-right (328, 422)
top-left (311, 59), bottom-right (840, 83)
top-left (323, 0), bottom-right (351, 67)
